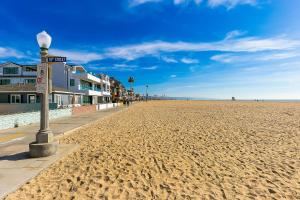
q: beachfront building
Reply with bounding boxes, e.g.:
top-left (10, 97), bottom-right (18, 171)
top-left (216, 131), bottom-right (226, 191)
top-left (0, 62), bottom-right (84, 107)
top-left (98, 74), bottom-right (111, 103)
top-left (0, 62), bottom-right (37, 85)
top-left (52, 64), bottom-right (111, 104)
top-left (0, 61), bottom-right (114, 105)
top-left (110, 77), bottom-right (126, 103)
top-left (0, 84), bottom-right (83, 107)
top-left (70, 65), bottom-right (105, 104)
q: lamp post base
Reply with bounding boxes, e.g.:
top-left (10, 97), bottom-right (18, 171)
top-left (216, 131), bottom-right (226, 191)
top-left (29, 141), bottom-right (58, 158)
top-left (36, 129), bottom-right (54, 143)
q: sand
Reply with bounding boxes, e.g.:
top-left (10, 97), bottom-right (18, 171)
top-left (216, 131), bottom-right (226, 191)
top-left (6, 101), bottom-right (300, 199)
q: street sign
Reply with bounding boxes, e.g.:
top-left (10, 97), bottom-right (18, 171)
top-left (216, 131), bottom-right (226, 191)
top-left (36, 63), bottom-right (48, 93)
top-left (47, 56), bottom-right (66, 63)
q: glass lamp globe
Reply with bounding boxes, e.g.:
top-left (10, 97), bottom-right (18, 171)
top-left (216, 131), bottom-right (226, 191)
top-left (36, 31), bottom-right (52, 49)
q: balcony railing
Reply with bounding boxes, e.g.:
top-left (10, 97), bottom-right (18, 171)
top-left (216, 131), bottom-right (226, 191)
top-left (80, 85), bottom-right (93, 91)
top-left (80, 85), bottom-right (102, 92)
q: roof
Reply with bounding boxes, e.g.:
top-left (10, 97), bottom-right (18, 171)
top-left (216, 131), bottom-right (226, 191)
top-left (0, 84), bottom-right (83, 95)
top-left (0, 62), bottom-right (37, 68)
top-left (0, 62), bottom-right (21, 67)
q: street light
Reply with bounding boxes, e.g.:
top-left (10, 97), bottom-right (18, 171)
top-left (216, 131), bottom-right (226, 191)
top-left (146, 85), bottom-right (149, 101)
top-left (37, 31), bottom-right (52, 49)
top-left (29, 31), bottom-right (57, 158)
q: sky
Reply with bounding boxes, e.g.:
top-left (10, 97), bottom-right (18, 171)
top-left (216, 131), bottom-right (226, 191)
top-left (1, 0), bottom-right (300, 99)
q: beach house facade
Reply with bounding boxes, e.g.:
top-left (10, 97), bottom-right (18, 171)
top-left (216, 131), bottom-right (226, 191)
top-left (0, 62), bottom-right (84, 106)
top-left (0, 61), bottom-right (114, 105)
top-left (0, 62), bottom-right (37, 85)
top-left (52, 64), bottom-right (111, 104)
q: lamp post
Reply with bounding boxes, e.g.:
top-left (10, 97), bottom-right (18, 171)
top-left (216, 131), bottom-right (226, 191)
top-left (29, 31), bottom-right (57, 158)
top-left (145, 85), bottom-right (149, 101)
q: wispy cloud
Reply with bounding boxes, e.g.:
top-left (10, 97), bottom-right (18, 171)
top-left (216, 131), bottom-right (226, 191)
top-left (88, 63), bottom-right (137, 71)
top-left (48, 34), bottom-right (300, 63)
top-left (170, 74), bottom-right (177, 78)
top-left (181, 57), bottom-right (199, 64)
top-left (0, 47), bottom-right (25, 58)
top-left (50, 49), bottom-right (103, 64)
top-left (174, 0), bottom-right (202, 5)
top-left (211, 51), bottom-right (300, 63)
top-left (128, 0), bottom-right (163, 7)
top-left (142, 65), bottom-right (158, 70)
top-left (224, 30), bottom-right (247, 40)
top-left (161, 56), bottom-right (178, 63)
top-left (104, 36), bottom-right (300, 60)
top-left (128, 0), bottom-right (258, 8)
top-left (207, 0), bottom-right (257, 9)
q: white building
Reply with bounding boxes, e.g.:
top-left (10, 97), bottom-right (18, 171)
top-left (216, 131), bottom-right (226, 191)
top-left (51, 63), bottom-right (111, 104)
top-left (0, 62), bottom-right (83, 106)
top-left (0, 61), bottom-right (111, 105)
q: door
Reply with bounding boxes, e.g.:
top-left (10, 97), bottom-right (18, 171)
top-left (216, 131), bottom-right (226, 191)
top-left (28, 94), bottom-right (36, 103)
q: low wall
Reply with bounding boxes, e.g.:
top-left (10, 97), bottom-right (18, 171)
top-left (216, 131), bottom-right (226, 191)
top-left (0, 103), bottom-right (58, 115)
top-left (97, 103), bottom-right (121, 110)
top-left (0, 108), bottom-right (72, 130)
top-left (72, 105), bottom-right (97, 116)
top-left (0, 103), bottom-right (122, 130)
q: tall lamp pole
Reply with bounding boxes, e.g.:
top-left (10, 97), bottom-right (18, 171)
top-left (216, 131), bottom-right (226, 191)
top-left (146, 85), bottom-right (149, 101)
top-left (29, 31), bottom-right (57, 158)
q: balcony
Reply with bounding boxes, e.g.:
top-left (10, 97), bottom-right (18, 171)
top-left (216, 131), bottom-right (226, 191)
top-left (102, 91), bottom-right (111, 96)
top-left (79, 85), bottom-right (102, 96)
top-left (74, 72), bottom-right (101, 83)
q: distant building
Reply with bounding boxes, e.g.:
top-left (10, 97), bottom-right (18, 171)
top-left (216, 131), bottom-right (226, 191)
top-left (109, 77), bottom-right (126, 103)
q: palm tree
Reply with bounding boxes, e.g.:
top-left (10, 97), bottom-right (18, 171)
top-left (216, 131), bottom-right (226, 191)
top-left (128, 76), bottom-right (134, 93)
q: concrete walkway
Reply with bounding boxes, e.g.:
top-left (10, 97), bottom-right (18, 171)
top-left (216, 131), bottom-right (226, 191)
top-left (0, 106), bottom-right (125, 199)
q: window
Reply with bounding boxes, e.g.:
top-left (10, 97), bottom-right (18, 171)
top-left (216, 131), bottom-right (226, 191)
top-left (70, 79), bottom-right (75, 86)
top-left (25, 67), bottom-right (37, 72)
top-left (27, 94), bottom-right (36, 103)
top-left (80, 80), bottom-right (92, 90)
top-left (83, 96), bottom-right (90, 104)
top-left (55, 95), bottom-right (62, 106)
top-left (25, 79), bottom-right (36, 84)
top-left (0, 79), bottom-right (11, 85)
top-left (3, 67), bottom-right (18, 74)
top-left (10, 94), bottom-right (21, 104)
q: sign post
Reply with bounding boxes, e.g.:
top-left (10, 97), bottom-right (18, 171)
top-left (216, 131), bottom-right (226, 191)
top-left (36, 63), bottom-right (48, 94)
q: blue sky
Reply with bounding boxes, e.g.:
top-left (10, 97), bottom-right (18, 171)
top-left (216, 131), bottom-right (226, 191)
top-left (1, 0), bottom-right (300, 99)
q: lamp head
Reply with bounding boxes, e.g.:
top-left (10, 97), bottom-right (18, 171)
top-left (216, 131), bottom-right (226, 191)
top-left (36, 31), bottom-right (52, 49)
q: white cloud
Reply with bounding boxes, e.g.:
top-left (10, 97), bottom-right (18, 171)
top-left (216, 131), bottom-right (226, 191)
top-left (211, 51), bottom-right (300, 63)
top-left (181, 57), bottom-right (199, 64)
top-left (50, 49), bottom-right (103, 64)
top-left (89, 63), bottom-right (137, 71)
top-left (142, 65), bottom-right (158, 70)
top-left (225, 30), bottom-right (246, 40)
top-left (129, 0), bottom-right (163, 7)
top-left (104, 36), bottom-right (300, 60)
top-left (0, 47), bottom-right (25, 58)
top-left (259, 52), bottom-right (300, 61)
top-left (129, 0), bottom-right (256, 8)
top-left (161, 56), bottom-right (178, 63)
top-left (207, 0), bottom-right (257, 9)
top-left (170, 74), bottom-right (177, 78)
top-left (174, 0), bottom-right (202, 5)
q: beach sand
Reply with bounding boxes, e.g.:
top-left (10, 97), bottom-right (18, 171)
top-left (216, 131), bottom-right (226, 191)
top-left (6, 101), bottom-right (300, 199)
